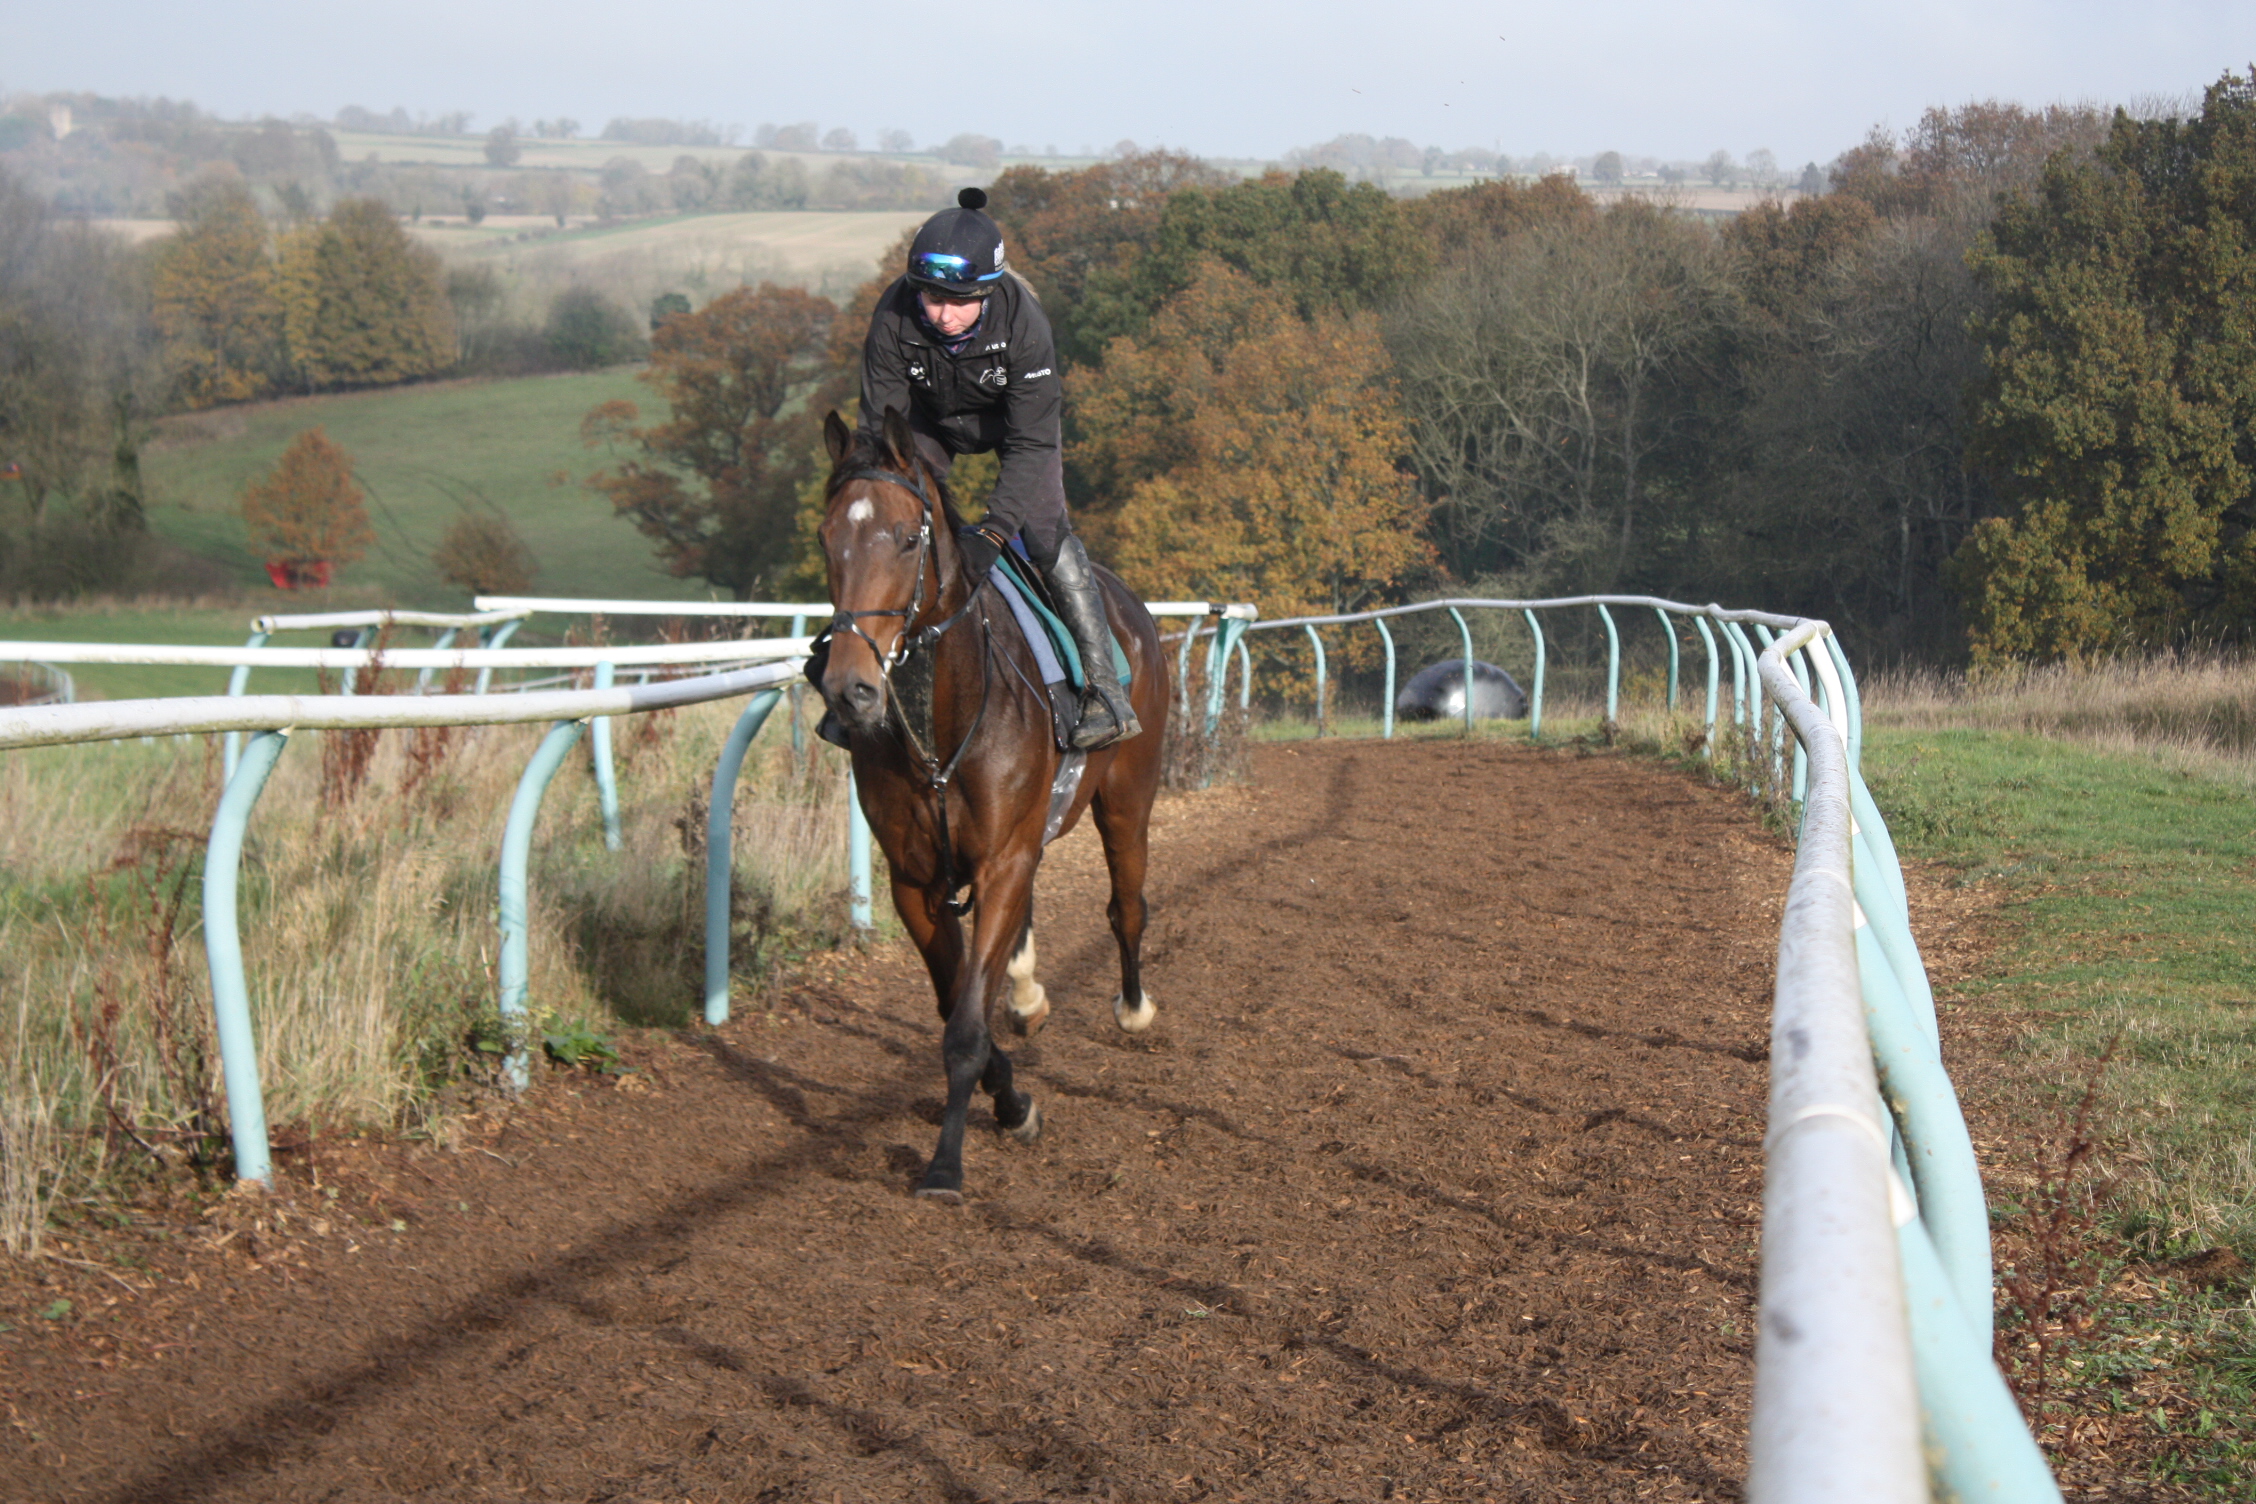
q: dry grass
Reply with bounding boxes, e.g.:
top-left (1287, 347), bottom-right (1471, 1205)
top-left (0, 689), bottom-right (852, 1253)
top-left (1864, 650), bottom-right (2256, 786)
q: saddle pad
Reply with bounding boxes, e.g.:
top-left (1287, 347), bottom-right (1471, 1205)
top-left (990, 552), bottom-right (1133, 690)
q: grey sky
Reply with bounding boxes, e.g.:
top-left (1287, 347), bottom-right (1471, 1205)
top-left (12, 0), bottom-right (2254, 165)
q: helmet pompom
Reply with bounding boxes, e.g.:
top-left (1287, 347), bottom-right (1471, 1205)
top-left (958, 187), bottom-right (989, 211)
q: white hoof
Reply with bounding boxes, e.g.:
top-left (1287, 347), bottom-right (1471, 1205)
top-left (1007, 983), bottom-right (1050, 1037)
top-left (1008, 1099), bottom-right (1043, 1143)
top-left (1113, 990), bottom-right (1156, 1034)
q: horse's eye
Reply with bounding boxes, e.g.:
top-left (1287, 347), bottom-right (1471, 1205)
top-left (897, 532), bottom-right (920, 555)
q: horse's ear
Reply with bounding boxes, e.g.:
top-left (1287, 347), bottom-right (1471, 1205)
top-left (822, 410), bottom-right (851, 466)
top-left (880, 406), bottom-right (917, 473)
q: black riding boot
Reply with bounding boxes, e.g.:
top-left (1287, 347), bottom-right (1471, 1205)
top-left (1043, 535), bottom-right (1141, 751)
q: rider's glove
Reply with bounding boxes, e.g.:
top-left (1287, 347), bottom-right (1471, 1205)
top-left (957, 525), bottom-right (1007, 585)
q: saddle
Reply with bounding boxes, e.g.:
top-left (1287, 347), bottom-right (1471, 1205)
top-left (987, 548), bottom-right (1133, 752)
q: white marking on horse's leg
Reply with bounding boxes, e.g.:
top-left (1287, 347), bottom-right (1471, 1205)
top-left (1113, 989), bottom-right (1156, 1034)
top-left (1008, 1099), bottom-right (1043, 1143)
top-left (1006, 926), bottom-right (1049, 1036)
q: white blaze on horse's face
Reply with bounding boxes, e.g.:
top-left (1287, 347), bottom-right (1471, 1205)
top-left (845, 498), bottom-right (874, 525)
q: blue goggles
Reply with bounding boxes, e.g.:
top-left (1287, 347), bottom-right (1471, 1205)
top-left (911, 251), bottom-right (1003, 291)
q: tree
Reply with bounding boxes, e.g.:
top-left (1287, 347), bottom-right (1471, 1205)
top-left (276, 198), bottom-right (454, 389)
top-left (150, 171), bottom-right (282, 407)
top-left (939, 133), bottom-right (1002, 169)
top-left (240, 427), bottom-right (375, 585)
top-left (1386, 200), bottom-right (1734, 590)
top-left (1072, 262), bottom-right (1432, 634)
top-left (483, 125), bottom-right (521, 167)
top-left (433, 506), bottom-right (537, 595)
top-left (1746, 148), bottom-right (1779, 185)
top-left (1704, 150), bottom-right (1737, 187)
top-left (1958, 72), bottom-right (2256, 660)
top-left (877, 128), bottom-right (915, 153)
top-left (821, 127), bottom-right (857, 152)
top-left (545, 286), bottom-right (643, 368)
top-left (1592, 150), bottom-right (1624, 184)
top-left (583, 284), bottom-right (837, 599)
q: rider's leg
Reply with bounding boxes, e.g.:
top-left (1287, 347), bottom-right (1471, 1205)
top-left (1028, 523), bottom-right (1141, 750)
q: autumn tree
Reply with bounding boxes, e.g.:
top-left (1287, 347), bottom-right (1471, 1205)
top-left (1072, 262), bottom-right (1431, 640)
top-left (1958, 71), bottom-right (2256, 660)
top-left (277, 198), bottom-right (455, 389)
top-left (584, 284), bottom-right (836, 599)
top-left (240, 427), bottom-right (375, 585)
top-left (433, 505), bottom-right (537, 595)
top-left (150, 171), bottom-right (282, 407)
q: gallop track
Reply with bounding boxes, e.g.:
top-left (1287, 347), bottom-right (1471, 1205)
top-left (7, 740), bottom-right (1793, 1503)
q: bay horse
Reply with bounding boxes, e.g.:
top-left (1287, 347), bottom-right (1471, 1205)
top-left (814, 408), bottom-right (1169, 1203)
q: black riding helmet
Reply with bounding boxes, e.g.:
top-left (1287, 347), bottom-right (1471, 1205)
top-left (906, 187), bottom-right (1006, 298)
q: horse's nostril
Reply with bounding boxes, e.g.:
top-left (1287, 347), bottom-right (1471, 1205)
top-left (847, 680), bottom-right (881, 710)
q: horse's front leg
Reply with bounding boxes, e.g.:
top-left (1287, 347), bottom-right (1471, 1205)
top-left (918, 856), bottom-right (1038, 1203)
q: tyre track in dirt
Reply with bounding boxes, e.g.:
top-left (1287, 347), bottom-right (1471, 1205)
top-left (4, 739), bottom-right (1791, 1504)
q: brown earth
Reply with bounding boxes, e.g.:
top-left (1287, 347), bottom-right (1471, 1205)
top-left (4, 739), bottom-right (1805, 1504)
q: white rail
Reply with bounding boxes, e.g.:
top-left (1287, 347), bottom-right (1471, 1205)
top-left (0, 638), bottom-right (813, 670)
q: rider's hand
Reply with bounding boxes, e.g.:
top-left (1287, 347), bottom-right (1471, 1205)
top-left (957, 525), bottom-right (1006, 584)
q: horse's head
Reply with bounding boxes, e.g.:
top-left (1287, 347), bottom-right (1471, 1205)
top-left (816, 407), bottom-right (952, 736)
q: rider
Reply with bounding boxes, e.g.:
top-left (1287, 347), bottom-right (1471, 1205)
top-left (818, 186), bottom-right (1140, 753)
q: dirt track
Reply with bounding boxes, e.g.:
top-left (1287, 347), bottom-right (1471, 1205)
top-left (4, 739), bottom-right (1794, 1503)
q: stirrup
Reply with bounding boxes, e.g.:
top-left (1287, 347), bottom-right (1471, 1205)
top-left (1071, 686), bottom-right (1141, 751)
top-left (816, 708), bottom-right (852, 749)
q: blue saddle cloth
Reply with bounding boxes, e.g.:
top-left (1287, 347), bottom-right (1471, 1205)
top-left (990, 549), bottom-right (1133, 690)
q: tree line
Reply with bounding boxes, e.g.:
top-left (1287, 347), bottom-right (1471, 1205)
top-left (586, 72), bottom-right (2256, 666)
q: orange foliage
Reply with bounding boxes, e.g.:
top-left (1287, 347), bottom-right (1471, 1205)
top-left (238, 427), bottom-right (374, 578)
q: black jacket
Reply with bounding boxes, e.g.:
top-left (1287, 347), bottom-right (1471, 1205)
top-left (856, 272), bottom-right (1064, 542)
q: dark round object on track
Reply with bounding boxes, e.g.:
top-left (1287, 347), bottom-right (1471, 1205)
top-left (1396, 659), bottom-right (1528, 721)
top-left (330, 630), bottom-right (361, 648)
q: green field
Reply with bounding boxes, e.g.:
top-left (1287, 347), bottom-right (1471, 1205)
top-left (140, 370), bottom-right (710, 608)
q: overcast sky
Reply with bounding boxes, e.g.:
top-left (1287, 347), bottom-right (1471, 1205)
top-left (12, 0), bottom-right (2254, 165)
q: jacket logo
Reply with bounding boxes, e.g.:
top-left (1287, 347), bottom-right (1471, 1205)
top-left (907, 363), bottom-right (926, 381)
top-left (977, 367), bottom-right (1008, 387)
top-left (1023, 367), bottom-right (1053, 379)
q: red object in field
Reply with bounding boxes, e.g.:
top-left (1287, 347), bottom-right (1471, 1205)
top-left (264, 559), bottom-right (334, 590)
top-left (0, 460), bottom-right (22, 481)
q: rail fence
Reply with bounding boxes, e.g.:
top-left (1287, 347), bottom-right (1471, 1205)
top-left (1172, 595), bottom-right (2062, 1504)
top-left (1, 594), bottom-right (2059, 1502)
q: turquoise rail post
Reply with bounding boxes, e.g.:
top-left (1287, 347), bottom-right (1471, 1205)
top-left (1236, 636), bottom-right (1252, 709)
top-left (1447, 606), bottom-right (1474, 735)
top-left (1375, 616), bottom-right (1396, 740)
top-left (1176, 615), bottom-right (1203, 724)
top-left (1824, 631), bottom-right (1866, 772)
top-left (1304, 624), bottom-right (1327, 736)
top-left (1753, 623), bottom-right (1789, 795)
top-left (1654, 608), bottom-right (1679, 710)
top-left (591, 660), bottom-right (622, 850)
top-left (1597, 602), bottom-right (1620, 725)
top-left (1779, 633), bottom-right (1812, 805)
top-left (849, 775), bottom-right (874, 930)
top-left (222, 629), bottom-right (270, 782)
top-left (1723, 620), bottom-right (1759, 783)
top-left (499, 719), bottom-right (588, 1091)
top-left (203, 727), bottom-right (289, 1186)
top-left (789, 613), bottom-right (808, 761)
top-left (1693, 615), bottom-right (1720, 756)
top-left (474, 617), bottom-right (524, 696)
top-left (1522, 608), bottom-right (1546, 741)
top-left (1205, 616), bottom-right (1248, 735)
top-left (338, 626), bottom-right (373, 696)
top-left (702, 690), bottom-right (783, 1025)
top-left (415, 627), bottom-right (459, 693)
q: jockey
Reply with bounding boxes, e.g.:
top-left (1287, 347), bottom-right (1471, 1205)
top-left (820, 186), bottom-right (1141, 753)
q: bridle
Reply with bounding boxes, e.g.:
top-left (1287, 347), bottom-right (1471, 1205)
top-left (817, 459), bottom-right (995, 914)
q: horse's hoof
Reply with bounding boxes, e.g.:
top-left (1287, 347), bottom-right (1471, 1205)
top-left (1113, 990), bottom-right (1156, 1033)
top-left (1008, 987), bottom-right (1050, 1037)
top-left (1008, 1099), bottom-right (1043, 1143)
top-left (914, 1184), bottom-right (964, 1205)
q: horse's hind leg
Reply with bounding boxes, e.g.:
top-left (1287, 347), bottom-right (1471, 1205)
top-left (1092, 789), bottom-right (1156, 1033)
top-left (1004, 900), bottom-right (1049, 1037)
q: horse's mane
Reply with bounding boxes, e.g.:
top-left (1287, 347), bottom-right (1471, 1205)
top-left (835, 430), bottom-right (968, 534)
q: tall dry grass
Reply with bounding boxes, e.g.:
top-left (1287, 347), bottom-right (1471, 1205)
top-left (1863, 649), bottom-right (2256, 783)
top-left (0, 690), bottom-right (852, 1252)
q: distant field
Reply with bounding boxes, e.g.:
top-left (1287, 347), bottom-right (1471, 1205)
top-left (422, 210), bottom-right (928, 304)
top-left (138, 370), bottom-right (716, 610)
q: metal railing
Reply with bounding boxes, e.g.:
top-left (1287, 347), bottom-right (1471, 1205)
top-left (1175, 594), bottom-right (2059, 1504)
top-left (0, 658), bottom-right (807, 1190)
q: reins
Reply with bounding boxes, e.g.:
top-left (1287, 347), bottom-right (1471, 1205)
top-left (818, 459), bottom-right (997, 916)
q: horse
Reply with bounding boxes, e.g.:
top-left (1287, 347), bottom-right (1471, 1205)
top-left (813, 407), bottom-right (1170, 1203)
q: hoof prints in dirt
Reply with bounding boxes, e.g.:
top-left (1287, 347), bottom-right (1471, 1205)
top-left (12, 741), bottom-right (1778, 1503)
